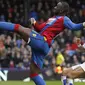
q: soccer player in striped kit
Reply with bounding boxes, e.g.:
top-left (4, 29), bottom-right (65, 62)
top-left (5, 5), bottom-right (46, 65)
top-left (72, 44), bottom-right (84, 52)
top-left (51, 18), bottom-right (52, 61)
top-left (0, 1), bottom-right (85, 85)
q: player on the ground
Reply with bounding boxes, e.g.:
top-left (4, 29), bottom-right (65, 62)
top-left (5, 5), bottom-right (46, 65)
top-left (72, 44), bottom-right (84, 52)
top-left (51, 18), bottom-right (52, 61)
top-left (0, 1), bottom-right (85, 85)
top-left (62, 38), bottom-right (85, 80)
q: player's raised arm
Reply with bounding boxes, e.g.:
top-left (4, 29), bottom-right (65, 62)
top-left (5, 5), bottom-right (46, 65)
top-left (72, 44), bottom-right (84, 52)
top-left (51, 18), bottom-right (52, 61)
top-left (64, 16), bottom-right (85, 30)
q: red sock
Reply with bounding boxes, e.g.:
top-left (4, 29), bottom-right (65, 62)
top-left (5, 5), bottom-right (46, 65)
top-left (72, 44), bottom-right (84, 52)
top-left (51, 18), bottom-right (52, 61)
top-left (30, 73), bottom-right (38, 78)
top-left (14, 24), bottom-right (20, 32)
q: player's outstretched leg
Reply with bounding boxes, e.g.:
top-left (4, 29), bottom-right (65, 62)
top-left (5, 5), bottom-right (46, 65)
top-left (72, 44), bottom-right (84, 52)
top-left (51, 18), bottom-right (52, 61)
top-left (30, 62), bottom-right (46, 85)
top-left (62, 64), bottom-right (85, 79)
top-left (67, 66), bottom-right (84, 79)
top-left (62, 68), bottom-right (74, 85)
top-left (0, 22), bottom-right (32, 42)
top-left (62, 63), bottom-right (85, 85)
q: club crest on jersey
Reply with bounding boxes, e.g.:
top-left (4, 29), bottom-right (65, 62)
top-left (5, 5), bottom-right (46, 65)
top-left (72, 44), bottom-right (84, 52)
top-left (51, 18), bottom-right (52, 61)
top-left (32, 34), bottom-right (36, 37)
top-left (46, 18), bottom-right (56, 25)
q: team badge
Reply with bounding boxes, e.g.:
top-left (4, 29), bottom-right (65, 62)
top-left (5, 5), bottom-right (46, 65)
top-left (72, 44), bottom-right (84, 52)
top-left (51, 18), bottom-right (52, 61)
top-left (32, 34), bottom-right (36, 37)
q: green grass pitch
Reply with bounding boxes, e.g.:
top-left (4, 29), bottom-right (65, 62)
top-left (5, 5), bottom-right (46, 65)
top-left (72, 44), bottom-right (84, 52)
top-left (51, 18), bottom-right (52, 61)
top-left (0, 81), bottom-right (84, 85)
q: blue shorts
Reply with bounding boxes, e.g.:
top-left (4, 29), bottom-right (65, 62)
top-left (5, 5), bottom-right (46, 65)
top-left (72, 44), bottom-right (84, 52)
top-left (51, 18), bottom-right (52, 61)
top-left (28, 30), bottom-right (50, 69)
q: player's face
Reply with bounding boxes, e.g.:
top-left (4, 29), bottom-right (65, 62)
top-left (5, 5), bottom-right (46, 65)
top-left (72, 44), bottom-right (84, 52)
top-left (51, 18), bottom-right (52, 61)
top-left (54, 2), bottom-right (63, 15)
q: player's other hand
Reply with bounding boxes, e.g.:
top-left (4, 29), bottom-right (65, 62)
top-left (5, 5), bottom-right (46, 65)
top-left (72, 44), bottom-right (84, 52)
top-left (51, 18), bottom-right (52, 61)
top-left (30, 18), bottom-right (36, 25)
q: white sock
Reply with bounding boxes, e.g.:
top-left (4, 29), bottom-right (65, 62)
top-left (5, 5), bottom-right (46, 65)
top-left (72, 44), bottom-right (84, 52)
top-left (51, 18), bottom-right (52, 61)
top-left (67, 78), bottom-right (74, 85)
top-left (61, 76), bottom-right (67, 85)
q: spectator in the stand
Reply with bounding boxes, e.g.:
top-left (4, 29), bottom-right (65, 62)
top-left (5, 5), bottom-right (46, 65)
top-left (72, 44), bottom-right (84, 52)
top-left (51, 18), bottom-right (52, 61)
top-left (63, 29), bottom-right (73, 43)
top-left (13, 51), bottom-right (22, 68)
top-left (6, 47), bottom-right (12, 57)
top-left (55, 51), bottom-right (65, 66)
top-left (5, 35), bottom-right (12, 48)
top-left (22, 49), bottom-right (30, 69)
top-left (81, 54), bottom-right (85, 63)
top-left (0, 36), bottom-right (5, 56)
top-left (65, 43), bottom-right (74, 57)
top-left (0, 14), bottom-right (5, 21)
top-left (9, 60), bottom-right (14, 68)
top-left (79, 10), bottom-right (84, 22)
top-left (72, 54), bottom-right (80, 65)
top-left (38, 10), bottom-right (47, 21)
top-left (71, 8), bottom-right (79, 23)
top-left (71, 36), bottom-right (79, 50)
top-left (29, 4), bottom-right (38, 20)
top-left (14, 12), bottom-right (20, 23)
top-left (37, 1), bottom-right (43, 12)
top-left (16, 39), bottom-right (22, 48)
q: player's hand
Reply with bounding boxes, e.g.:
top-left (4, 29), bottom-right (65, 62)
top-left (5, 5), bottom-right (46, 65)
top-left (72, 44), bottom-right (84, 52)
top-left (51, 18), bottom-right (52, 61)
top-left (30, 18), bottom-right (36, 25)
top-left (83, 22), bottom-right (85, 28)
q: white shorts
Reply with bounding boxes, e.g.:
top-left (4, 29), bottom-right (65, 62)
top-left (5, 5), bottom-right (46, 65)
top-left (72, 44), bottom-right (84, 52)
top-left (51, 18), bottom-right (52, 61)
top-left (72, 62), bottom-right (85, 72)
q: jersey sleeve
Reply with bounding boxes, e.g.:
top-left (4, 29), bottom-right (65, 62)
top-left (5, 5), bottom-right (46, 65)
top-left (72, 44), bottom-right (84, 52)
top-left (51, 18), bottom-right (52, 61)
top-left (64, 16), bottom-right (84, 30)
top-left (33, 22), bottom-right (46, 32)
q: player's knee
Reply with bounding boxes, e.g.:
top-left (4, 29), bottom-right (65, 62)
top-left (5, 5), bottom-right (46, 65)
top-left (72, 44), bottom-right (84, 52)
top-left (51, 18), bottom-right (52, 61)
top-left (62, 68), bottom-right (70, 76)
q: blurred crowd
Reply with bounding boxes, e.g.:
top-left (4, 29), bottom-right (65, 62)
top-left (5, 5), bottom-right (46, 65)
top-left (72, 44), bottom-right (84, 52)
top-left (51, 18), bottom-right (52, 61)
top-left (29, 0), bottom-right (85, 23)
top-left (0, 33), bottom-right (31, 69)
top-left (0, 0), bottom-right (25, 25)
top-left (0, 0), bottom-right (85, 70)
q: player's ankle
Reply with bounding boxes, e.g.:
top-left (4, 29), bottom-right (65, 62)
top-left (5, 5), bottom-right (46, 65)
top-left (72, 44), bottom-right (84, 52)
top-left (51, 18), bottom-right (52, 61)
top-left (67, 78), bottom-right (74, 85)
top-left (30, 73), bottom-right (38, 78)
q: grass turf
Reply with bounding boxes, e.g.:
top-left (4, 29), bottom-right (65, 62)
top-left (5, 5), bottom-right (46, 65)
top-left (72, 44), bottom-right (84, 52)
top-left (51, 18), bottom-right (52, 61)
top-left (0, 81), bottom-right (85, 85)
